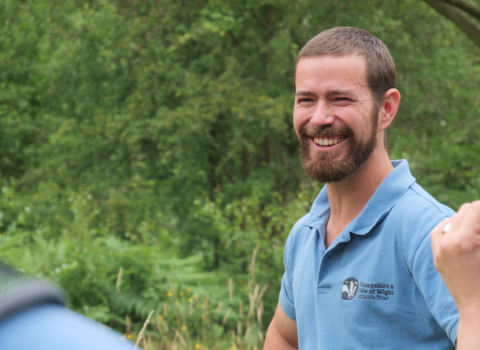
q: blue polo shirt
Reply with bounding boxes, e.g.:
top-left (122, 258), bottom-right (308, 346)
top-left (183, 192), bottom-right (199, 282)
top-left (280, 160), bottom-right (459, 349)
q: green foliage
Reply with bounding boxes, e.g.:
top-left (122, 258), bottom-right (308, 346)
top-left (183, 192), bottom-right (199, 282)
top-left (0, 191), bottom-right (211, 322)
top-left (149, 249), bottom-right (270, 349)
top-left (0, 0), bottom-right (480, 346)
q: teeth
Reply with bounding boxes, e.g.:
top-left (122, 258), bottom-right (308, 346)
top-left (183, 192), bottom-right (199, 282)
top-left (313, 137), bottom-right (345, 146)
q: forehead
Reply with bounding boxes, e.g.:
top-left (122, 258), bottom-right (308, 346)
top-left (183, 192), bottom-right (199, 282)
top-left (295, 55), bottom-right (369, 94)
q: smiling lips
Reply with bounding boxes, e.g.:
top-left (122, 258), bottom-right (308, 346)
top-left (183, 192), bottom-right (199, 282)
top-left (312, 135), bottom-right (348, 147)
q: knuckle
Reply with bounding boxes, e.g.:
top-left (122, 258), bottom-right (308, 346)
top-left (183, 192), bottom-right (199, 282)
top-left (458, 203), bottom-right (472, 212)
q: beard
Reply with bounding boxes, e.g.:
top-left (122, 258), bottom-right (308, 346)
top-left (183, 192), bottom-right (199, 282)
top-left (299, 108), bottom-right (379, 183)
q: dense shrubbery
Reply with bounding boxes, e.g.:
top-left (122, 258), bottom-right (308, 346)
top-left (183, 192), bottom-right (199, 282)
top-left (1, 0), bottom-right (480, 347)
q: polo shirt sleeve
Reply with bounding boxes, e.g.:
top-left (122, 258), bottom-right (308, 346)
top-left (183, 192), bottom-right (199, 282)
top-left (410, 220), bottom-right (459, 345)
top-left (279, 230), bottom-right (296, 321)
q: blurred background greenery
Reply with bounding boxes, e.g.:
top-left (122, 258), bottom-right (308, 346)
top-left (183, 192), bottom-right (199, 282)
top-left (1, 0), bottom-right (479, 348)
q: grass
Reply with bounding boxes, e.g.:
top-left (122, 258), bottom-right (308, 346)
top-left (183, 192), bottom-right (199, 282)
top-left (120, 245), bottom-right (268, 350)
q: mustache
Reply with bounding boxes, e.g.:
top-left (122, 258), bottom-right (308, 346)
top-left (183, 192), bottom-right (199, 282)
top-left (300, 124), bottom-right (354, 138)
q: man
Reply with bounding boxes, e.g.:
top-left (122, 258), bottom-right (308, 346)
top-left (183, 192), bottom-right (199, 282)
top-left (264, 27), bottom-right (459, 349)
top-left (431, 201), bottom-right (480, 350)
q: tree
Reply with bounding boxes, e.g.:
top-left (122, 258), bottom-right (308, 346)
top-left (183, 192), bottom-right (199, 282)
top-left (423, 0), bottom-right (480, 48)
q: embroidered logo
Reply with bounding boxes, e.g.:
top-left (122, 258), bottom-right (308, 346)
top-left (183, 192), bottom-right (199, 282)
top-left (342, 277), bottom-right (359, 300)
top-left (357, 282), bottom-right (395, 300)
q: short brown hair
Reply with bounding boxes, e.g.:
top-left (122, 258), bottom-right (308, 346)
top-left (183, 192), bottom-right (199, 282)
top-left (294, 27), bottom-right (396, 105)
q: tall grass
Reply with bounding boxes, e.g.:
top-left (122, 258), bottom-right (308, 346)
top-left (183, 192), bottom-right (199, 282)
top-left (0, 176), bottom-right (327, 350)
top-left (0, 181), bottom-right (324, 348)
top-left (125, 245), bottom-right (268, 350)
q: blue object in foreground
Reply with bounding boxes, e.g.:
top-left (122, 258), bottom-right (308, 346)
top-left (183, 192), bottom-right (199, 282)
top-left (0, 304), bottom-right (135, 350)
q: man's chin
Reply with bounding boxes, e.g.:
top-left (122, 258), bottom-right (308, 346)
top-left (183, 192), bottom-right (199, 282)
top-left (308, 147), bottom-right (346, 163)
top-left (304, 167), bottom-right (348, 183)
top-left (302, 153), bottom-right (358, 183)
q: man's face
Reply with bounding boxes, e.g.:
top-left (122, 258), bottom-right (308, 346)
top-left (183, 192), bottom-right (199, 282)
top-left (293, 55), bottom-right (380, 183)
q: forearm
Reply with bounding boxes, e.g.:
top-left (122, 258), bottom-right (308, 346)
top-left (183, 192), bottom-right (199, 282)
top-left (264, 323), bottom-right (298, 350)
top-left (456, 313), bottom-right (480, 350)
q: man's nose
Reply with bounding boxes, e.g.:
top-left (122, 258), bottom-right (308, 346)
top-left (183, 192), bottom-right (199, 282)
top-left (310, 101), bottom-right (335, 127)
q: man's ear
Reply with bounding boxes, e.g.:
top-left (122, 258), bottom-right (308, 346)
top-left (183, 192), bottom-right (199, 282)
top-left (378, 88), bottom-right (401, 131)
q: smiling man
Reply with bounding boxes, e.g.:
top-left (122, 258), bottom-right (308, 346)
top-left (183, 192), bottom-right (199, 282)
top-left (264, 27), bottom-right (459, 349)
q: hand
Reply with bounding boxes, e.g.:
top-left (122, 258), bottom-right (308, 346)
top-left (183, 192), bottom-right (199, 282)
top-left (431, 201), bottom-right (480, 313)
top-left (431, 201), bottom-right (480, 349)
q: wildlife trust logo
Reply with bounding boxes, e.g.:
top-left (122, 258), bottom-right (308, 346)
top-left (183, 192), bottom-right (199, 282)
top-left (342, 277), bottom-right (359, 300)
top-left (342, 277), bottom-right (395, 301)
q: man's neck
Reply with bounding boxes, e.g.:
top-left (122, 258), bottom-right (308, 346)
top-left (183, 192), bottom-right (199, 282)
top-left (324, 147), bottom-right (394, 248)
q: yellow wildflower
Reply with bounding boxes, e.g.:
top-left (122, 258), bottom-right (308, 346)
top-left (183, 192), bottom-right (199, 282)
top-left (200, 304), bottom-right (205, 308)
top-left (179, 291), bottom-right (184, 296)
top-left (188, 298), bottom-right (193, 303)
top-left (195, 344), bottom-right (201, 349)
top-left (167, 291), bottom-right (173, 297)
top-left (181, 325), bottom-right (188, 330)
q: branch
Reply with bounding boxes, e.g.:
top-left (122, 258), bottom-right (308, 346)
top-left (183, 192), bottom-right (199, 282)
top-left (443, 0), bottom-right (480, 22)
top-left (423, 0), bottom-right (480, 48)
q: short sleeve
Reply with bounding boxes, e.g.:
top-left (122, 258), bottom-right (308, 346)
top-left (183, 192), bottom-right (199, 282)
top-left (411, 227), bottom-right (459, 345)
top-left (279, 232), bottom-right (296, 321)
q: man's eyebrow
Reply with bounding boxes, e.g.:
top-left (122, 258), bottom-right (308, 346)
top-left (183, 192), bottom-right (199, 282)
top-left (295, 90), bottom-right (316, 97)
top-left (326, 90), bottom-right (357, 98)
top-left (295, 90), bottom-right (359, 98)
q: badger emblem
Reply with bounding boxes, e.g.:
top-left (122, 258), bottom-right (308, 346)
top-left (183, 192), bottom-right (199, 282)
top-left (342, 278), bottom-right (359, 300)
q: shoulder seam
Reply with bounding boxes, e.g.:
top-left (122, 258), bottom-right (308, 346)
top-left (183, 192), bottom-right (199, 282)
top-left (408, 185), bottom-right (453, 216)
top-left (284, 214), bottom-right (310, 273)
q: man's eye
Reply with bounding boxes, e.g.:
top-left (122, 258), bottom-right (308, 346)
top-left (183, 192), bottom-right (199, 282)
top-left (335, 97), bottom-right (352, 102)
top-left (298, 98), bottom-right (314, 103)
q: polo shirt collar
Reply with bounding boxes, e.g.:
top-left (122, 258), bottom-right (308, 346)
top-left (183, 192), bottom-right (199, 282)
top-left (304, 160), bottom-right (416, 235)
